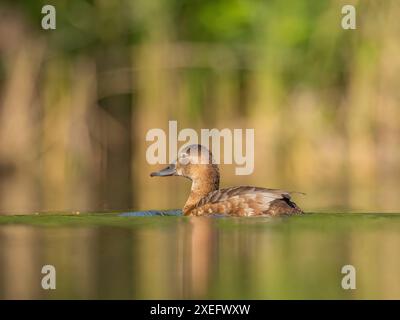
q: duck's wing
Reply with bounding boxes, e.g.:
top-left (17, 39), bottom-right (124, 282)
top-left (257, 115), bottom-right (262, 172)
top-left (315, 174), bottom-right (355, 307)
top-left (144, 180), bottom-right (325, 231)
top-left (193, 186), bottom-right (302, 216)
top-left (197, 186), bottom-right (291, 205)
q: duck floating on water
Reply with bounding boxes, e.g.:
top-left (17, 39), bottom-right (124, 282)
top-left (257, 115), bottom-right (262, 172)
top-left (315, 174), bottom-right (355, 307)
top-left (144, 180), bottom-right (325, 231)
top-left (150, 144), bottom-right (303, 216)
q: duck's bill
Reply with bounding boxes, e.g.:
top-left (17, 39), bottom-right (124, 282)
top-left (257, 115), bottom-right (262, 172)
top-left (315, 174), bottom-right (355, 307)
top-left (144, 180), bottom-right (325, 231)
top-left (150, 164), bottom-right (176, 177)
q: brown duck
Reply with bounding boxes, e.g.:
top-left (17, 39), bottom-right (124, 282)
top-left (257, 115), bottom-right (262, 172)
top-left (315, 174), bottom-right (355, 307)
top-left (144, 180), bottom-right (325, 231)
top-left (150, 144), bottom-right (303, 216)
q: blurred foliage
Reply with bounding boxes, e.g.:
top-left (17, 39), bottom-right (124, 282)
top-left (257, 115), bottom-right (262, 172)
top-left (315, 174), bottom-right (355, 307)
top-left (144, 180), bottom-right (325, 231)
top-left (0, 0), bottom-right (399, 213)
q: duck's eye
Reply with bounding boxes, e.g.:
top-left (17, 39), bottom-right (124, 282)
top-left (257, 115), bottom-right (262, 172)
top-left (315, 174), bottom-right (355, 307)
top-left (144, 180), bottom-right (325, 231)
top-left (178, 153), bottom-right (190, 164)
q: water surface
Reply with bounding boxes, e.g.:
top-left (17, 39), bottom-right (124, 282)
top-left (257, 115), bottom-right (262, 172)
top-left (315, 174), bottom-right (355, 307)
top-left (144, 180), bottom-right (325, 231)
top-left (0, 212), bottom-right (399, 299)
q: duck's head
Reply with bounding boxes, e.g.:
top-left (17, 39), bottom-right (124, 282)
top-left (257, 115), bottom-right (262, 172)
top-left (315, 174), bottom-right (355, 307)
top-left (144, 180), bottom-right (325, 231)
top-left (150, 144), bottom-right (219, 186)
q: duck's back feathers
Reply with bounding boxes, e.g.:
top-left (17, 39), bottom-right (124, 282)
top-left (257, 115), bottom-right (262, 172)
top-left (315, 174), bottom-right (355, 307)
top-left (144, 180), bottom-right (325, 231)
top-left (188, 186), bottom-right (303, 216)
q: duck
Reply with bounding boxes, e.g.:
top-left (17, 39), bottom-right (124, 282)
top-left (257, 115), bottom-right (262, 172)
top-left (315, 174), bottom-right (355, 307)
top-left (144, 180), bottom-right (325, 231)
top-left (150, 144), bottom-right (303, 216)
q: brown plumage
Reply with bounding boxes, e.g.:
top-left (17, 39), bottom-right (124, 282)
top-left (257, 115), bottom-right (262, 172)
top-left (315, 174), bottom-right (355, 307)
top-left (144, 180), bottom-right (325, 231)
top-left (189, 186), bottom-right (302, 216)
top-left (150, 144), bottom-right (303, 217)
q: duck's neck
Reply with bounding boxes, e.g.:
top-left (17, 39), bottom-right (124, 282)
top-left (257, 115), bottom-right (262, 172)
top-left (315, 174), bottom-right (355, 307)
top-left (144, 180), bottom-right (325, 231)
top-left (183, 165), bottom-right (219, 215)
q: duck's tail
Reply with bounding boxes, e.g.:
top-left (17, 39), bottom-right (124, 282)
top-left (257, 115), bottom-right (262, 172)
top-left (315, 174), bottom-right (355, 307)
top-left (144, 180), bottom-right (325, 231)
top-left (267, 198), bottom-right (304, 216)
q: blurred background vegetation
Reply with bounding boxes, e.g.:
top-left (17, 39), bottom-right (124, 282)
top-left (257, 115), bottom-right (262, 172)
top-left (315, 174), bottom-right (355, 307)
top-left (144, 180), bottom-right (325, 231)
top-left (0, 0), bottom-right (399, 214)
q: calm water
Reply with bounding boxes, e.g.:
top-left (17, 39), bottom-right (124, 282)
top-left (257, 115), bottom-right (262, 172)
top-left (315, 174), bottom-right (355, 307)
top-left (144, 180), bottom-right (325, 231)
top-left (0, 212), bottom-right (399, 299)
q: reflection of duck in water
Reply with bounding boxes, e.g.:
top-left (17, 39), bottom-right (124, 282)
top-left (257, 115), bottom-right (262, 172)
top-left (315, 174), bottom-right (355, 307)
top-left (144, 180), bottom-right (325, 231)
top-left (151, 144), bottom-right (303, 216)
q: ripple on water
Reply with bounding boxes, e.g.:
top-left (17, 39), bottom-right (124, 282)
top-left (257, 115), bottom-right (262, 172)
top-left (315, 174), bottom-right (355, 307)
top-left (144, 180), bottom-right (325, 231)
top-left (118, 210), bottom-right (182, 217)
